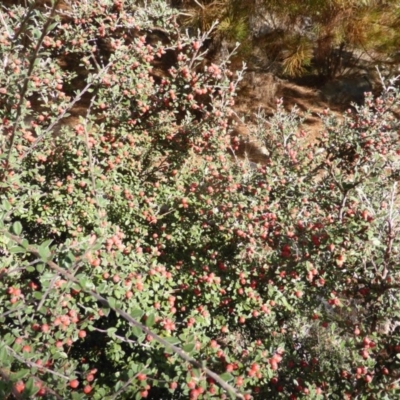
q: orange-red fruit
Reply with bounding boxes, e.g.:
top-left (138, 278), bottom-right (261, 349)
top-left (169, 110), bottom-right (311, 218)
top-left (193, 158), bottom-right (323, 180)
top-left (14, 381), bottom-right (25, 393)
top-left (70, 379), bottom-right (79, 389)
top-left (83, 385), bottom-right (92, 394)
top-left (78, 330), bottom-right (87, 339)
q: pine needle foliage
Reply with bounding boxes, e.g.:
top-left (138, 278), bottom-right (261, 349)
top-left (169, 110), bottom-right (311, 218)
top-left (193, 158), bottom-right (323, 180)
top-left (177, 0), bottom-right (255, 54)
top-left (259, 0), bottom-right (400, 77)
top-left (177, 0), bottom-right (400, 79)
top-left (281, 36), bottom-right (313, 77)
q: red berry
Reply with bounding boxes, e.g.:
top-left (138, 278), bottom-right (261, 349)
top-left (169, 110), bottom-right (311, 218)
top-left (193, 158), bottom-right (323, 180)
top-left (226, 364), bottom-right (234, 372)
top-left (78, 330), bottom-right (86, 339)
top-left (137, 373), bottom-right (147, 381)
top-left (70, 380), bottom-right (79, 389)
top-left (37, 386), bottom-right (46, 396)
top-left (14, 381), bottom-right (25, 393)
top-left (83, 385), bottom-right (92, 394)
top-left (364, 375), bottom-right (372, 383)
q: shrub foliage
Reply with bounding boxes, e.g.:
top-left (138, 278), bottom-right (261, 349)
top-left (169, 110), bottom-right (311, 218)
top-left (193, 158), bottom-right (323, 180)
top-left (0, 1), bottom-right (400, 399)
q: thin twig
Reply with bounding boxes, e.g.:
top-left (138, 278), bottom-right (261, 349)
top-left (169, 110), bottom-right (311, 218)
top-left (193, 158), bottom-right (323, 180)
top-left (13, 1), bottom-right (37, 42)
top-left (0, 10), bottom-right (12, 39)
top-left (5, 1), bottom-right (60, 167)
top-left (21, 61), bottom-right (113, 160)
top-left (338, 191), bottom-right (348, 222)
top-left (36, 275), bottom-right (59, 312)
top-left (0, 305), bottom-right (25, 319)
top-left (4, 344), bottom-right (71, 381)
top-left (106, 364), bottom-right (150, 400)
top-left (188, 20), bottom-right (219, 70)
top-left (33, 376), bottom-right (64, 400)
top-left (92, 327), bottom-right (152, 348)
top-left (193, 0), bottom-right (205, 9)
top-left (2, 229), bottom-right (245, 400)
top-left (0, 360), bottom-right (64, 400)
top-left (83, 96), bottom-right (98, 195)
top-left (107, 376), bottom-right (136, 400)
top-left (382, 182), bottom-right (398, 279)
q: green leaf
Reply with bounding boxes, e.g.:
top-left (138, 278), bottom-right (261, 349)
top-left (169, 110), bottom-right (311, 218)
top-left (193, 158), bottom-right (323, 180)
top-left (11, 221), bottom-right (22, 236)
top-left (9, 246), bottom-right (26, 254)
top-left (60, 252), bottom-right (75, 269)
top-left (219, 372), bottom-right (233, 383)
top-left (38, 244), bottom-right (51, 261)
top-left (102, 306), bottom-right (111, 318)
top-left (47, 22), bottom-right (59, 33)
top-left (107, 328), bottom-right (117, 337)
top-left (182, 342), bottom-right (196, 354)
top-left (41, 239), bottom-right (53, 248)
top-left (25, 377), bottom-right (39, 396)
top-left (145, 313), bottom-right (156, 327)
top-left (33, 291), bottom-right (42, 300)
top-left (71, 392), bottom-right (84, 400)
top-left (372, 238), bottom-right (381, 247)
top-left (163, 336), bottom-right (180, 346)
top-left (10, 369), bottom-right (30, 382)
top-left (2, 199), bottom-right (11, 212)
top-left (180, 333), bottom-right (195, 342)
top-left (0, 345), bottom-right (9, 366)
top-left (191, 368), bottom-right (201, 378)
top-left (36, 263), bottom-right (45, 273)
top-left (131, 309), bottom-right (144, 319)
top-left (108, 297), bottom-right (117, 309)
top-left (79, 277), bottom-right (88, 289)
top-left (79, 277), bottom-right (95, 290)
top-left (131, 325), bottom-right (143, 338)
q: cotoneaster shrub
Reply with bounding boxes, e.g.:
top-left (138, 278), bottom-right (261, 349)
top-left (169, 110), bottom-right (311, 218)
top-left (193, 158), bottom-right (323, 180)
top-left (0, 1), bottom-right (400, 399)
